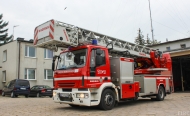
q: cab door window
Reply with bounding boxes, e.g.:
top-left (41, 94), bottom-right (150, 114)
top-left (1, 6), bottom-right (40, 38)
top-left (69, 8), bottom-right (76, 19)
top-left (90, 49), bottom-right (106, 76)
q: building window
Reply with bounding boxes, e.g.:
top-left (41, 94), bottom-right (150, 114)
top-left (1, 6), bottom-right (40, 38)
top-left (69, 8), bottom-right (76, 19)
top-left (25, 45), bottom-right (36, 57)
top-left (25, 68), bottom-right (36, 80)
top-left (44, 69), bottom-right (53, 80)
top-left (166, 47), bottom-right (170, 51)
top-left (2, 71), bottom-right (6, 82)
top-left (180, 44), bottom-right (186, 48)
top-left (3, 50), bottom-right (7, 62)
top-left (44, 49), bottom-right (53, 59)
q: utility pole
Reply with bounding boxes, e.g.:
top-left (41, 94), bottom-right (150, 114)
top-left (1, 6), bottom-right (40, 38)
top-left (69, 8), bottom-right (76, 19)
top-left (13, 25), bottom-right (19, 41)
top-left (148, 0), bottom-right (154, 44)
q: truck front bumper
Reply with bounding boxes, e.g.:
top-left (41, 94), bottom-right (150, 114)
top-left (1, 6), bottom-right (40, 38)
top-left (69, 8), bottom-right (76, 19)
top-left (53, 88), bottom-right (97, 106)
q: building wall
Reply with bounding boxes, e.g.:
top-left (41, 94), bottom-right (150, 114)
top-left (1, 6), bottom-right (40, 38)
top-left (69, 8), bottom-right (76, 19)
top-left (150, 39), bottom-right (190, 52)
top-left (18, 42), bottom-right (54, 87)
top-left (0, 40), bottom-right (61, 90)
top-left (0, 41), bottom-right (18, 89)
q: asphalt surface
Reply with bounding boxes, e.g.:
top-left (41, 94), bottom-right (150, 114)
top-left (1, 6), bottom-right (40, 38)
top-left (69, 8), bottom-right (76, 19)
top-left (0, 92), bottom-right (190, 116)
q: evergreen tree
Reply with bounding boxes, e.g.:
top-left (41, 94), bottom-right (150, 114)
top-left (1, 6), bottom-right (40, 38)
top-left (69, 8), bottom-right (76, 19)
top-left (134, 28), bottom-right (145, 45)
top-left (144, 34), bottom-right (161, 45)
top-left (153, 39), bottom-right (161, 44)
top-left (0, 14), bottom-right (13, 46)
top-left (145, 34), bottom-right (152, 45)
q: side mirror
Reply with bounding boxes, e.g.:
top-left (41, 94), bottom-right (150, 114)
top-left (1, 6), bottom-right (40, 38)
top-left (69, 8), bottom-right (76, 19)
top-left (52, 62), bottom-right (55, 71)
top-left (52, 55), bottom-right (59, 71)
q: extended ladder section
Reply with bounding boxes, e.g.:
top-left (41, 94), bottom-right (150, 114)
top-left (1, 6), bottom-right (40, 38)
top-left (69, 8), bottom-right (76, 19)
top-left (34, 19), bottom-right (154, 58)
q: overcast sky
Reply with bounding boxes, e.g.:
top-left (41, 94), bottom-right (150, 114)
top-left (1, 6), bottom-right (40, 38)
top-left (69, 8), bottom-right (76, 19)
top-left (1, 0), bottom-right (190, 43)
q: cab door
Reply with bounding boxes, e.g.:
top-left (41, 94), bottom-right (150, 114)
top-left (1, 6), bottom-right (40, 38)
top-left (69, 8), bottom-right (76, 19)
top-left (89, 48), bottom-right (110, 88)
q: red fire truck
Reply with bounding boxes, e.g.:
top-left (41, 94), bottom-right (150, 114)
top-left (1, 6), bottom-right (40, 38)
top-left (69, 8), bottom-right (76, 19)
top-left (34, 19), bottom-right (173, 110)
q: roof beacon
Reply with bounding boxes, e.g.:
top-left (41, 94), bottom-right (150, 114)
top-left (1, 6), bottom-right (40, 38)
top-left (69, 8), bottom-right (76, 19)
top-left (92, 39), bottom-right (97, 45)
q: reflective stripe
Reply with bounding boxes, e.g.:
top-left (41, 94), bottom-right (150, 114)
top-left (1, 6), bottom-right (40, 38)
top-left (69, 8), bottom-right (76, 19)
top-left (54, 76), bottom-right (111, 81)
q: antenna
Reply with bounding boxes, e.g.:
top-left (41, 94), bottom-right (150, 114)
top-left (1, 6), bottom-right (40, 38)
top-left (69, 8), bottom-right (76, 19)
top-left (148, 0), bottom-right (154, 44)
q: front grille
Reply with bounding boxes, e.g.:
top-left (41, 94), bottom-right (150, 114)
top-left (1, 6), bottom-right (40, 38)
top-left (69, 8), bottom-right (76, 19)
top-left (78, 88), bottom-right (88, 91)
top-left (59, 93), bottom-right (72, 102)
top-left (58, 83), bottom-right (75, 87)
top-left (62, 89), bottom-right (72, 92)
top-left (59, 97), bottom-right (72, 102)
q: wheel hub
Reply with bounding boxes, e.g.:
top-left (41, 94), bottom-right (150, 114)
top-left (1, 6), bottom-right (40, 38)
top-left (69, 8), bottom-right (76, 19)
top-left (104, 94), bottom-right (113, 106)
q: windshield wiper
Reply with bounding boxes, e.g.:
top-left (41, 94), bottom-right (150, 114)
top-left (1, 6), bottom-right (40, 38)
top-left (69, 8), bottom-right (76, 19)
top-left (67, 66), bottom-right (78, 69)
top-left (57, 68), bottom-right (67, 70)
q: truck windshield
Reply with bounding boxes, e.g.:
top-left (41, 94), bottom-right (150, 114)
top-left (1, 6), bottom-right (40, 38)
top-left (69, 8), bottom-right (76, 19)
top-left (57, 49), bottom-right (87, 70)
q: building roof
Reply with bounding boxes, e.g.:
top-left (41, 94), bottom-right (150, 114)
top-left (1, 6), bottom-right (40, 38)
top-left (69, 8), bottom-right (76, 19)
top-left (148, 37), bottom-right (190, 47)
top-left (0, 38), bottom-right (33, 47)
top-left (16, 38), bottom-right (33, 43)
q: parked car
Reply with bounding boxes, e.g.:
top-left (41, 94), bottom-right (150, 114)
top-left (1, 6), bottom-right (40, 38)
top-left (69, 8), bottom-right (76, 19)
top-left (1, 79), bottom-right (30, 98)
top-left (29, 85), bottom-right (53, 97)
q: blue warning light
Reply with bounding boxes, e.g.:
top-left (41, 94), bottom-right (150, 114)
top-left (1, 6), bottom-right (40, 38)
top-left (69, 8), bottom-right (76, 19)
top-left (92, 39), bottom-right (97, 45)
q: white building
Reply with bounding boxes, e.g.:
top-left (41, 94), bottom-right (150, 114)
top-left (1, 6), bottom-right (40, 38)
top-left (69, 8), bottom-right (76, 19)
top-left (149, 37), bottom-right (190, 91)
top-left (0, 38), bottom-right (60, 91)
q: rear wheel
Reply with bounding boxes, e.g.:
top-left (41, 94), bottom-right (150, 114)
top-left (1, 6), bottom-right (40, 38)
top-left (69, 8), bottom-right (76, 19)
top-left (37, 93), bottom-right (41, 98)
top-left (133, 92), bottom-right (139, 101)
top-left (11, 92), bottom-right (15, 98)
top-left (156, 86), bottom-right (165, 101)
top-left (2, 91), bottom-right (5, 96)
top-left (49, 96), bottom-right (52, 98)
top-left (15, 95), bottom-right (18, 97)
top-left (99, 89), bottom-right (115, 110)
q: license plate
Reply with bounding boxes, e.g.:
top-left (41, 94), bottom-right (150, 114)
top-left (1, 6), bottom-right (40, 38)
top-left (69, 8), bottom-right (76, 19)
top-left (60, 93), bottom-right (70, 97)
top-left (47, 90), bottom-right (51, 91)
top-left (20, 88), bottom-right (26, 90)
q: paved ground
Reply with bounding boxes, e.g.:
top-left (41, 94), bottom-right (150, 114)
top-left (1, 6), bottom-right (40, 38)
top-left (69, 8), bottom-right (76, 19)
top-left (0, 92), bottom-right (190, 116)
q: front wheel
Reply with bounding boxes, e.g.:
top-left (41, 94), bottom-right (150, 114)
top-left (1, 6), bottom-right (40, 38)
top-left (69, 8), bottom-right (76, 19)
top-left (156, 86), bottom-right (165, 101)
top-left (99, 89), bottom-right (115, 110)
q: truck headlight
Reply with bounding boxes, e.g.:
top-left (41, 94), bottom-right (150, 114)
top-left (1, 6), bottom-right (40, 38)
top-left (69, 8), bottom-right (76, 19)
top-left (53, 91), bottom-right (57, 96)
top-left (76, 93), bottom-right (89, 98)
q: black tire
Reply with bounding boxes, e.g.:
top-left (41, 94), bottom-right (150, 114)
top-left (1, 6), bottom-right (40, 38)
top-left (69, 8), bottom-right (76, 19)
top-left (133, 92), bottom-right (139, 101)
top-left (15, 95), bottom-right (18, 97)
top-left (49, 96), bottom-right (52, 98)
top-left (37, 93), bottom-right (41, 98)
top-left (99, 89), bottom-right (115, 110)
top-left (69, 104), bottom-right (79, 107)
top-left (25, 95), bottom-right (29, 98)
top-left (2, 91), bottom-right (5, 96)
top-left (156, 86), bottom-right (165, 101)
top-left (11, 92), bottom-right (15, 98)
